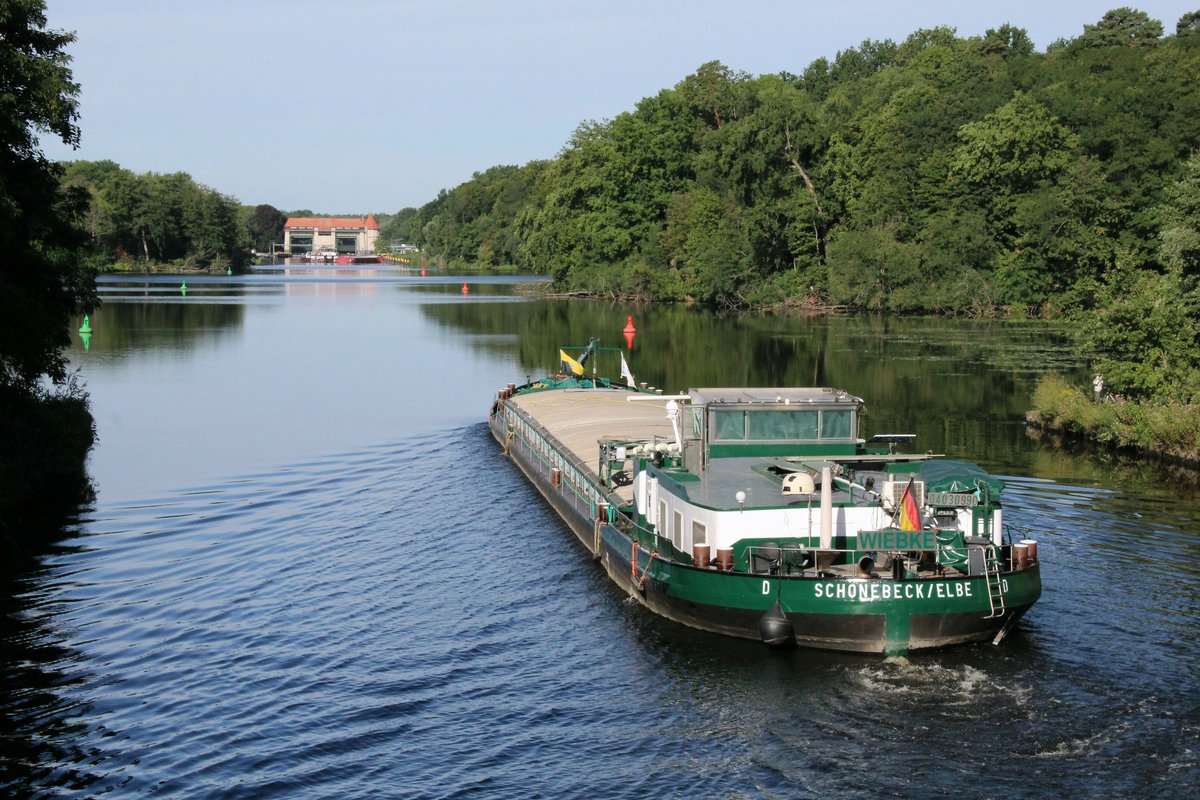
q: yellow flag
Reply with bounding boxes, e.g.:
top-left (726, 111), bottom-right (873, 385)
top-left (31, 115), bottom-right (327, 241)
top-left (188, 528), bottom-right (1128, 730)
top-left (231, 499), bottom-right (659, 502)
top-left (559, 349), bottom-right (584, 376)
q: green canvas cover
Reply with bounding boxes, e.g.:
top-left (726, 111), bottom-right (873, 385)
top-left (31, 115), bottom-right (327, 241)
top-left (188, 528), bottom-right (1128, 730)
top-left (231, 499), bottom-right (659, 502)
top-left (918, 459), bottom-right (1004, 495)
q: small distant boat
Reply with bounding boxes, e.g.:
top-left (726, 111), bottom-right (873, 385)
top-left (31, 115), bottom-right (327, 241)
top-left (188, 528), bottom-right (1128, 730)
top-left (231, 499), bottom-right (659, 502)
top-left (335, 254), bottom-right (383, 265)
top-left (300, 249), bottom-right (337, 263)
top-left (489, 340), bottom-right (1041, 656)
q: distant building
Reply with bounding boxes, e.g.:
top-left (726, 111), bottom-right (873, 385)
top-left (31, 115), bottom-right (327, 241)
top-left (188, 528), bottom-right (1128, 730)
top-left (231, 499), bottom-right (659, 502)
top-left (283, 215), bottom-right (380, 254)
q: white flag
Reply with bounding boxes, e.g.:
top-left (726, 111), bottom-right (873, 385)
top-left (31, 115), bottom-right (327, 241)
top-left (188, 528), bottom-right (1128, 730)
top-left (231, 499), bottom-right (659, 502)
top-left (620, 352), bottom-right (636, 386)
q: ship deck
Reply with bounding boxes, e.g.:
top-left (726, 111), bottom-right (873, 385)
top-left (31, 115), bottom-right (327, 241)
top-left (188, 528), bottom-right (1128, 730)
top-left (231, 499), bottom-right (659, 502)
top-left (508, 388), bottom-right (673, 501)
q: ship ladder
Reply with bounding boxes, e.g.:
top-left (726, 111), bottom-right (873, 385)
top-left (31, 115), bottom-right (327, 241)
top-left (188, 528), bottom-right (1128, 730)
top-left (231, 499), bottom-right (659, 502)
top-left (983, 546), bottom-right (1006, 619)
top-left (636, 551), bottom-right (660, 592)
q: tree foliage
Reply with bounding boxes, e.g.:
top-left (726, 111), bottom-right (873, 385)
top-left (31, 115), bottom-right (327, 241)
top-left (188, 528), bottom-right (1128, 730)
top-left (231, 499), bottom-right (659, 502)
top-left (1, 0), bottom-right (98, 525)
top-left (60, 160), bottom-right (249, 269)
top-left (0, 0), bottom-right (95, 392)
top-left (1077, 7), bottom-right (1164, 48)
top-left (245, 203), bottom-right (286, 252)
top-left (390, 8), bottom-right (1200, 400)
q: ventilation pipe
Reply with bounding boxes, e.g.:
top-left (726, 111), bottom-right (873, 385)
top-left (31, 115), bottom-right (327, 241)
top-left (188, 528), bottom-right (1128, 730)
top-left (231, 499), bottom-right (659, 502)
top-left (820, 464), bottom-right (833, 550)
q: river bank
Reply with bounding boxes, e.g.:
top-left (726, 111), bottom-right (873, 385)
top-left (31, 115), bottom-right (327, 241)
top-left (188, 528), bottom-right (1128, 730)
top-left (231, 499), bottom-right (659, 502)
top-left (1027, 374), bottom-right (1200, 469)
top-left (102, 263), bottom-right (235, 275)
top-left (0, 384), bottom-right (95, 544)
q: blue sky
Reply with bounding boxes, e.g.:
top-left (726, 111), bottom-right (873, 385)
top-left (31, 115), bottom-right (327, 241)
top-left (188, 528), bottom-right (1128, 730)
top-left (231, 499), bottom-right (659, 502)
top-left (39, 0), bottom-right (1199, 214)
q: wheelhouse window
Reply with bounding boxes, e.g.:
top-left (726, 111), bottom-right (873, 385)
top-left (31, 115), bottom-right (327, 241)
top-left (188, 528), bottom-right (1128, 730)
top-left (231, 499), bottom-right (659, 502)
top-left (821, 410), bottom-right (852, 439)
top-left (747, 410), bottom-right (818, 440)
top-left (709, 407), bottom-right (854, 442)
top-left (712, 409), bottom-right (746, 440)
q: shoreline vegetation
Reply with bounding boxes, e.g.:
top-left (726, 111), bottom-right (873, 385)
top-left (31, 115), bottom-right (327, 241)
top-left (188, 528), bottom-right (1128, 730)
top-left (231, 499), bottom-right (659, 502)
top-left (1027, 375), bottom-right (1200, 469)
top-left (1, 1), bottom-right (98, 534)
top-left (0, 384), bottom-right (96, 547)
top-left (382, 9), bottom-right (1200, 469)
top-left (103, 262), bottom-right (238, 274)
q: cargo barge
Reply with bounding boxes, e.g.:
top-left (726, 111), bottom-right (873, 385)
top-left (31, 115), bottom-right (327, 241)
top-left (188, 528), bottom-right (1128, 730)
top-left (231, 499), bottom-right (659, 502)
top-left (488, 347), bottom-right (1041, 656)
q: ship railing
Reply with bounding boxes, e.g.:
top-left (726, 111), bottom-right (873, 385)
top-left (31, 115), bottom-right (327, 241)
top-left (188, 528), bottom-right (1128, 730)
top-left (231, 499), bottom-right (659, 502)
top-left (609, 505), bottom-right (1039, 576)
top-left (732, 541), bottom-right (1033, 578)
top-left (499, 405), bottom-right (612, 519)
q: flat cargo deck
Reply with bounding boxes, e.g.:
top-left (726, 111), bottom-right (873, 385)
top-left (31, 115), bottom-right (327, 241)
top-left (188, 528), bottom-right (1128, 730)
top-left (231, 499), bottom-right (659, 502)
top-left (508, 388), bottom-right (672, 499)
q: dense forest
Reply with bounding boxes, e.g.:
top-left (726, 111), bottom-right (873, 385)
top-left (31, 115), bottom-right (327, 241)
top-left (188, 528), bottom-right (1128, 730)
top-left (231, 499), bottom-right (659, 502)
top-left (383, 7), bottom-right (1200, 406)
top-left (57, 160), bottom-right (298, 271)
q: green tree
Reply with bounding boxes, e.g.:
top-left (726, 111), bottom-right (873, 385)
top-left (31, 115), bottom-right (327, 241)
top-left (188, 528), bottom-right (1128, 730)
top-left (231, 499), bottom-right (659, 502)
top-left (0, 0), bottom-right (95, 392)
top-left (59, 163), bottom-right (250, 268)
top-left (524, 86), bottom-right (699, 286)
top-left (992, 156), bottom-right (1120, 310)
top-left (1, 0), bottom-right (97, 527)
top-left (826, 222), bottom-right (923, 311)
top-left (659, 186), bottom-right (751, 303)
top-left (1078, 7), bottom-right (1164, 48)
top-left (979, 24), bottom-right (1035, 58)
top-left (1158, 152), bottom-right (1200, 276)
top-left (379, 207), bottom-right (419, 247)
top-left (951, 92), bottom-right (1077, 196)
top-left (246, 204), bottom-right (285, 252)
top-left (1082, 255), bottom-right (1199, 402)
top-left (676, 60), bottom-right (751, 130)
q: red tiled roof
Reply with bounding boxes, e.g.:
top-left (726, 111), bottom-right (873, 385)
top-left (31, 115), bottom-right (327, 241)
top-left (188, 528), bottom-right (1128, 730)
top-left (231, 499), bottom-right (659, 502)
top-left (284, 216), bottom-right (380, 230)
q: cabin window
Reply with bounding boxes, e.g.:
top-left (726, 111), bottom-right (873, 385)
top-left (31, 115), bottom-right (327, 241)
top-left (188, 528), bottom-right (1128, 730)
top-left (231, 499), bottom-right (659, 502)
top-left (821, 410), bottom-right (852, 439)
top-left (747, 410), bottom-right (819, 440)
top-left (659, 500), bottom-right (668, 538)
top-left (712, 409), bottom-right (746, 440)
top-left (692, 520), bottom-right (707, 547)
top-left (687, 406), bottom-right (703, 439)
top-left (711, 406), bottom-right (857, 442)
top-left (672, 510), bottom-right (683, 551)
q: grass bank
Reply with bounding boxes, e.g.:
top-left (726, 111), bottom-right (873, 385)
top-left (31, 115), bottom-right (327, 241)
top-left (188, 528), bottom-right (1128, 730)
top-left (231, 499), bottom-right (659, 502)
top-left (1027, 374), bottom-right (1200, 468)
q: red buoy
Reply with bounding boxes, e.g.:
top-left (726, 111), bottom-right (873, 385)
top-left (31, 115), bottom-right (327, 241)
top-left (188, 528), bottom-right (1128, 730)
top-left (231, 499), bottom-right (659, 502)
top-left (623, 315), bottom-right (636, 350)
top-left (462, 282), bottom-right (469, 295)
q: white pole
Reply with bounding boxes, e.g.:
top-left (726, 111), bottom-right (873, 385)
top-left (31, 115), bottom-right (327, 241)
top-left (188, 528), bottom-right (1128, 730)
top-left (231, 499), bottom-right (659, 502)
top-left (666, 400), bottom-right (682, 450)
top-left (820, 465), bottom-right (833, 550)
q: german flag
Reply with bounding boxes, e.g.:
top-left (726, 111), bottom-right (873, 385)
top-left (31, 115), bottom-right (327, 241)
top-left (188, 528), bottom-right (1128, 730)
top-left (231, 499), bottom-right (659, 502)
top-left (900, 476), bottom-right (921, 531)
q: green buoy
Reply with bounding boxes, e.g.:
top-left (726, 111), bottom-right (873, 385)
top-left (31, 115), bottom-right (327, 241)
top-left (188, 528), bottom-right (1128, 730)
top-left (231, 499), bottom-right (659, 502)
top-left (78, 314), bottom-right (92, 334)
top-left (181, 281), bottom-right (188, 296)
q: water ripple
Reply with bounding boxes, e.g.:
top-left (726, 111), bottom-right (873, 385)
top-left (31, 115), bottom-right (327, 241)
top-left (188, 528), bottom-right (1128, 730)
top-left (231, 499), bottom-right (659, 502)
top-left (2, 427), bottom-right (1198, 798)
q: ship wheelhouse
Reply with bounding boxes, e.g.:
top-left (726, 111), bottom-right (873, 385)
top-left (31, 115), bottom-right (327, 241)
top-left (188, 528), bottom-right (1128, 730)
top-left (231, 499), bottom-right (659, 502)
top-left (680, 387), bottom-right (865, 471)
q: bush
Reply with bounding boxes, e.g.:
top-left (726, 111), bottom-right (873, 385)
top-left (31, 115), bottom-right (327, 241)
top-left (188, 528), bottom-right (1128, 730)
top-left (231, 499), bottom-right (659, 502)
top-left (1030, 374), bottom-right (1200, 461)
top-left (0, 380), bottom-right (96, 539)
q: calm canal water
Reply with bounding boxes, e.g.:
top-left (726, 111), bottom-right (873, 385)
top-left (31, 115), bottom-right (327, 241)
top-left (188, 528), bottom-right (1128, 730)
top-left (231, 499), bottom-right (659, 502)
top-left (2, 268), bottom-right (1197, 798)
